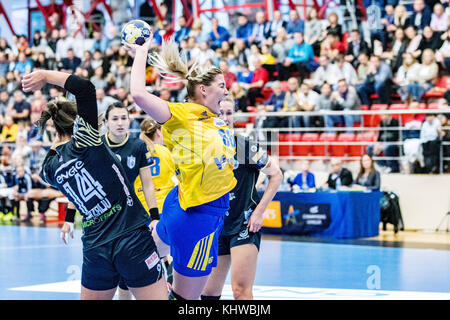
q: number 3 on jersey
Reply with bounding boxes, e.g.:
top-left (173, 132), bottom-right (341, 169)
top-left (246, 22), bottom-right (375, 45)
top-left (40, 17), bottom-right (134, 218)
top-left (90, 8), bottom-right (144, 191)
top-left (150, 157), bottom-right (160, 176)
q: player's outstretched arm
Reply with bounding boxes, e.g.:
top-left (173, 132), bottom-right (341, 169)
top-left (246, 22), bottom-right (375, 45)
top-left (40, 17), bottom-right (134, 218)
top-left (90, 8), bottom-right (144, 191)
top-left (124, 38), bottom-right (171, 124)
top-left (248, 157), bottom-right (283, 233)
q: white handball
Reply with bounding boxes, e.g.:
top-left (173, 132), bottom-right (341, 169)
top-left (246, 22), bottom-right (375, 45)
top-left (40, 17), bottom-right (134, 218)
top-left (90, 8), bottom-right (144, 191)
top-left (121, 19), bottom-right (152, 45)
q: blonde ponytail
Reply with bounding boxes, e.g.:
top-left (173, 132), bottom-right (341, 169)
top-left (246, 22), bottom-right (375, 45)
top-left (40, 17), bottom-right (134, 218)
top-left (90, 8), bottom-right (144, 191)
top-left (148, 39), bottom-right (223, 99)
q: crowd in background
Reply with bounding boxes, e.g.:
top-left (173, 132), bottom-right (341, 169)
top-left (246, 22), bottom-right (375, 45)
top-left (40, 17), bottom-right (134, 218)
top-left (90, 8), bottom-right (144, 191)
top-left (0, 0), bottom-right (450, 221)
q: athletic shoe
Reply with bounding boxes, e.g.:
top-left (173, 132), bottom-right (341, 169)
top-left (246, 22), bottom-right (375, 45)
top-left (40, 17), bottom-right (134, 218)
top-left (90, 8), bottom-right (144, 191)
top-left (3, 212), bottom-right (14, 222)
top-left (40, 213), bottom-right (46, 223)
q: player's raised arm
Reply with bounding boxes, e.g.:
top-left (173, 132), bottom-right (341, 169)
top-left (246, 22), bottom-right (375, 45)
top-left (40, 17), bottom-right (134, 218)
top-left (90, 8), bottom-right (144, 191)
top-left (123, 37), bottom-right (171, 124)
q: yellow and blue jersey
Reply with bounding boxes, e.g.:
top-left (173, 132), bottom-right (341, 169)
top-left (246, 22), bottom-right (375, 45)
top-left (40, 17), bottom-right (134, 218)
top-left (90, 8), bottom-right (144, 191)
top-left (135, 143), bottom-right (176, 212)
top-left (162, 102), bottom-right (237, 211)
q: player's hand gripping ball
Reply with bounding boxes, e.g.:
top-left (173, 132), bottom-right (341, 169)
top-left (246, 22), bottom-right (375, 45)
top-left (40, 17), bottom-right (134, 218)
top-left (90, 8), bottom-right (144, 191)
top-left (121, 19), bottom-right (152, 45)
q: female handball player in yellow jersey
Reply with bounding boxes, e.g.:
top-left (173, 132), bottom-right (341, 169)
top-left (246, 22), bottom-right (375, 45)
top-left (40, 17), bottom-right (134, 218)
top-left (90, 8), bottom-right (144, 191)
top-left (124, 36), bottom-right (237, 300)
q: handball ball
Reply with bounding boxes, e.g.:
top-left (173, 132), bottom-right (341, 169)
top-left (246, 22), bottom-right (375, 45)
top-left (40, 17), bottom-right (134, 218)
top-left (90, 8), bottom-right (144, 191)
top-left (121, 20), bottom-right (152, 45)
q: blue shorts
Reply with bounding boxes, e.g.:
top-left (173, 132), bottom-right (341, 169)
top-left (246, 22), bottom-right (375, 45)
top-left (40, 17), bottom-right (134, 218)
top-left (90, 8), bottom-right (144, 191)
top-left (82, 226), bottom-right (163, 291)
top-left (156, 186), bottom-right (229, 277)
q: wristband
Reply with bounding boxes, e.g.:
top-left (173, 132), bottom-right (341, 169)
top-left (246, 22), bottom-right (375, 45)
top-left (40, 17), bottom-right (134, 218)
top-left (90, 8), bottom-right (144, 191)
top-left (149, 207), bottom-right (160, 221)
top-left (65, 208), bottom-right (76, 223)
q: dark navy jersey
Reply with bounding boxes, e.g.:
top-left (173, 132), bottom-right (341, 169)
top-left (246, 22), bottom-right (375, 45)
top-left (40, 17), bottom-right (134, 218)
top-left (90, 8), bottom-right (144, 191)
top-left (221, 134), bottom-right (269, 236)
top-left (14, 174), bottom-right (32, 194)
top-left (101, 134), bottom-right (153, 185)
top-left (40, 75), bottom-right (150, 250)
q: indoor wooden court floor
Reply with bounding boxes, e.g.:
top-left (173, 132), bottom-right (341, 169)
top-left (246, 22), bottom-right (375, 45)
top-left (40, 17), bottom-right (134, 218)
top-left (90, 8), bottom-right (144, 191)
top-left (0, 218), bottom-right (449, 300)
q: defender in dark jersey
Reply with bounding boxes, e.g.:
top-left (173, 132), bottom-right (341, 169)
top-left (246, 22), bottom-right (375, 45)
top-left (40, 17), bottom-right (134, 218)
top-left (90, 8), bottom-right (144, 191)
top-left (21, 70), bottom-right (167, 300)
top-left (201, 97), bottom-right (283, 300)
top-left (100, 102), bottom-right (161, 300)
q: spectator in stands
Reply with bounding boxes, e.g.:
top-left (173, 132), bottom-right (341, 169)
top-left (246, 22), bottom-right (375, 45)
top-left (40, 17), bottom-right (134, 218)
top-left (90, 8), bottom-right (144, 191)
top-left (355, 52), bottom-right (370, 87)
top-left (318, 81), bottom-right (344, 131)
top-left (115, 65), bottom-right (131, 91)
top-left (330, 78), bottom-right (362, 131)
top-left (382, 27), bottom-right (408, 73)
top-left (0, 116), bottom-right (18, 143)
top-left (292, 160), bottom-right (316, 191)
top-left (264, 81), bottom-right (286, 115)
top-left (386, 4), bottom-right (407, 35)
top-left (260, 43), bottom-right (276, 75)
top-left (5, 71), bottom-right (18, 95)
top-left (328, 54), bottom-right (359, 88)
top-left (280, 77), bottom-right (302, 128)
top-left (0, 52), bottom-right (8, 77)
top-left (247, 44), bottom-right (262, 71)
top-left (420, 113), bottom-right (442, 173)
top-left (404, 48), bottom-right (439, 101)
top-left (324, 158), bottom-right (353, 190)
top-left (435, 30), bottom-right (450, 70)
top-left (90, 66), bottom-right (107, 90)
top-left (444, 77), bottom-right (450, 105)
top-left (405, 25), bottom-right (423, 58)
top-left (11, 133), bottom-right (31, 169)
top-left (219, 60), bottom-right (236, 90)
top-left (79, 50), bottom-right (93, 73)
top-left (345, 29), bottom-right (371, 67)
top-left (189, 18), bottom-right (208, 43)
top-left (430, 2), bottom-right (448, 33)
top-left (243, 58), bottom-right (269, 106)
top-left (272, 28), bottom-right (293, 81)
top-left (60, 48), bottom-right (81, 74)
top-left (230, 81), bottom-right (248, 112)
top-left (0, 91), bottom-right (11, 115)
top-left (297, 80), bottom-right (319, 128)
top-left (209, 17), bottom-right (230, 50)
top-left (174, 16), bottom-right (191, 44)
top-left (325, 12), bottom-right (342, 40)
top-left (12, 165), bottom-right (32, 222)
top-left (284, 32), bottom-right (315, 84)
top-left (91, 30), bottom-right (107, 54)
top-left (410, 0), bottom-right (432, 31)
top-left (29, 140), bottom-right (47, 174)
top-left (139, 0), bottom-right (156, 23)
top-left (10, 90), bottom-right (30, 124)
top-left (357, 55), bottom-right (393, 106)
top-left (304, 7), bottom-right (325, 56)
top-left (312, 55), bottom-right (331, 91)
top-left (232, 13), bottom-right (254, 44)
top-left (286, 9), bottom-right (305, 36)
top-left (96, 88), bottom-right (118, 116)
top-left (191, 41), bottom-right (215, 66)
top-left (396, 52), bottom-right (422, 101)
top-left (34, 51), bottom-right (51, 71)
top-left (29, 90), bottom-right (47, 122)
top-left (354, 154), bottom-right (381, 191)
top-left (375, 4), bottom-right (395, 51)
top-left (236, 62), bottom-right (253, 86)
top-left (369, 113), bottom-right (400, 173)
top-left (116, 46), bottom-right (133, 68)
top-left (320, 32), bottom-right (346, 60)
top-left (416, 26), bottom-right (444, 61)
top-left (404, 99), bottom-right (426, 139)
top-left (268, 10), bottom-right (287, 39)
top-left (249, 11), bottom-right (271, 46)
top-left (55, 29), bottom-right (73, 61)
top-left (13, 52), bottom-right (33, 76)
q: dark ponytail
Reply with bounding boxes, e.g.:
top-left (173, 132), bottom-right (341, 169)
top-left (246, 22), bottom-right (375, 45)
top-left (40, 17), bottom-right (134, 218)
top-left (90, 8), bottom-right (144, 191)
top-left (38, 100), bottom-right (77, 137)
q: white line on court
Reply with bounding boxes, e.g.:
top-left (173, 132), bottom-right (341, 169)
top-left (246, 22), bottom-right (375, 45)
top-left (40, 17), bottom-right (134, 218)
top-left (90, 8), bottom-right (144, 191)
top-left (9, 281), bottom-right (450, 300)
